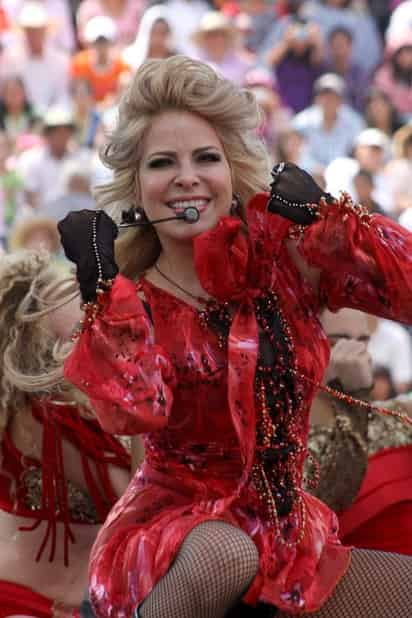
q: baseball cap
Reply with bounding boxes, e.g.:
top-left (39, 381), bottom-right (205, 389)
top-left (314, 73), bottom-right (346, 97)
top-left (42, 106), bottom-right (75, 130)
top-left (84, 16), bottom-right (117, 44)
top-left (18, 2), bottom-right (49, 28)
top-left (354, 128), bottom-right (390, 151)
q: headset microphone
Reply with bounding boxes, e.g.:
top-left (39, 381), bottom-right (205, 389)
top-left (119, 206), bottom-right (200, 228)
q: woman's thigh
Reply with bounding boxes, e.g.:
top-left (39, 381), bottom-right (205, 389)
top-left (278, 549), bottom-right (412, 618)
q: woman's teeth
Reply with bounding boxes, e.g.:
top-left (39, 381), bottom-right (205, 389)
top-left (168, 199), bottom-right (208, 211)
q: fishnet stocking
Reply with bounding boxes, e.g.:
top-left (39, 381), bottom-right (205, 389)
top-left (278, 549), bottom-right (412, 618)
top-left (137, 520), bottom-right (260, 618)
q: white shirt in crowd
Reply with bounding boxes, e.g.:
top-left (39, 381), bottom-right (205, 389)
top-left (0, 44), bottom-right (70, 114)
top-left (16, 146), bottom-right (82, 211)
top-left (3, 0), bottom-right (76, 52)
top-left (165, 0), bottom-right (209, 57)
top-left (369, 319), bottom-right (412, 389)
top-left (324, 157), bottom-right (395, 214)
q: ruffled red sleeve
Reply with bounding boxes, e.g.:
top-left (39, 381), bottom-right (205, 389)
top-left (300, 196), bottom-right (412, 323)
top-left (64, 275), bottom-right (176, 435)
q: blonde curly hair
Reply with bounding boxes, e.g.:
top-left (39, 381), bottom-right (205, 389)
top-left (0, 250), bottom-right (78, 439)
top-left (95, 55), bottom-right (270, 278)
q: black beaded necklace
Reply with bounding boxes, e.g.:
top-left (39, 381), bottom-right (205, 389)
top-left (154, 263), bottom-right (209, 306)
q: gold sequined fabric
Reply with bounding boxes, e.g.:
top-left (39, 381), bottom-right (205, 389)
top-left (306, 394), bottom-right (368, 512)
top-left (306, 394), bottom-right (412, 512)
top-left (21, 467), bottom-right (98, 524)
top-left (368, 401), bottom-right (412, 455)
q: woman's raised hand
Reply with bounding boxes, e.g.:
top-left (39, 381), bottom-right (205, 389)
top-left (268, 162), bottom-right (334, 225)
top-left (58, 209), bottom-right (119, 303)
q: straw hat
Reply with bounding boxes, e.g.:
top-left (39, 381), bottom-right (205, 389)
top-left (9, 216), bottom-right (60, 254)
top-left (192, 11), bottom-right (235, 46)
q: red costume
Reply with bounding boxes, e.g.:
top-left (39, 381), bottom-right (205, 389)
top-left (0, 400), bottom-right (130, 617)
top-left (65, 194), bottom-right (412, 616)
top-left (339, 445), bottom-right (412, 555)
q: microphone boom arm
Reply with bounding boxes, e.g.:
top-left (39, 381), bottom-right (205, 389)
top-left (118, 206), bottom-right (200, 228)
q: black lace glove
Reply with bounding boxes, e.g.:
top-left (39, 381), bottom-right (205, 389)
top-left (58, 209), bottom-right (119, 303)
top-left (268, 162), bottom-right (335, 225)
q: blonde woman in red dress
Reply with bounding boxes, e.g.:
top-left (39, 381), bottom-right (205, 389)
top-left (59, 56), bottom-right (412, 618)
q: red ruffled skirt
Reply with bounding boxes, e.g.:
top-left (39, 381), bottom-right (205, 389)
top-left (89, 457), bottom-right (351, 617)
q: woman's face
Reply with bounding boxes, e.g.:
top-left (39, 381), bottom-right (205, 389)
top-left (138, 110), bottom-right (233, 244)
top-left (367, 94), bottom-right (391, 122)
top-left (150, 19), bottom-right (171, 53)
top-left (3, 78), bottom-right (26, 109)
top-left (395, 46), bottom-right (412, 72)
top-left (202, 30), bottom-right (231, 56)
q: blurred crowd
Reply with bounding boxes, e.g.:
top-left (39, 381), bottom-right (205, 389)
top-left (0, 0), bottom-right (411, 395)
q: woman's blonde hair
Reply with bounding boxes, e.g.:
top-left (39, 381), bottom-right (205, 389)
top-left (0, 250), bottom-right (78, 438)
top-left (95, 55), bottom-right (270, 278)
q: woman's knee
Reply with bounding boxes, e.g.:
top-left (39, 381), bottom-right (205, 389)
top-left (182, 521), bottom-right (260, 590)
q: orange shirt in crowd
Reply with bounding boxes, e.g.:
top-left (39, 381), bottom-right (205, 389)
top-left (70, 50), bottom-right (130, 102)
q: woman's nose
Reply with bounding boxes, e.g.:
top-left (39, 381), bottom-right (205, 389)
top-left (173, 163), bottom-right (200, 189)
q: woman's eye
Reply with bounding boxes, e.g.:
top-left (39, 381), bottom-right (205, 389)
top-left (198, 152), bottom-right (222, 163)
top-left (148, 158), bottom-right (173, 169)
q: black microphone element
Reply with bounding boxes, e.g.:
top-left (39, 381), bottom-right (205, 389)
top-left (119, 206), bottom-right (200, 228)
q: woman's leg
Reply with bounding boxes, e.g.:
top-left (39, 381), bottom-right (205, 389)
top-left (278, 549), bottom-right (412, 618)
top-left (137, 520), bottom-right (260, 618)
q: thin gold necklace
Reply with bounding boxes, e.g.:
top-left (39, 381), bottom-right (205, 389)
top-left (154, 263), bottom-right (209, 305)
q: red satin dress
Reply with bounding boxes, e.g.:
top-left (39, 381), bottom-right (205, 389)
top-left (65, 194), bottom-right (412, 617)
top-left (339, 445), bottom-right (412, 555)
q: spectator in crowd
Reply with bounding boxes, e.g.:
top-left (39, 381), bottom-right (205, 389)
top-left (364, 87), bottom-right (402, 136)
top-left (70, 16), bottom-right (130, 105)
top-left (42, 156), bottom-right (96, 222)
top-left (371, 365), bottom-right (398, 401)
top-left (264, 13), bottom-right (325, 113)
top-left (244, 67), bottom-right (293, 155)
top-left (0, 130), bottom-right (24, 237)
top-left (122, 4), bottom-right (176, 71)
top-left (16, 106), bottom-right (80, 212)
top-left (192, 11), bottom-right (252, 84)
top-left (325, 127), bottom-right (395, 214)
top-left (164, 0), bottom-right (209, 56)
top-left (277, 127), bottom-right (321, 174)
top-left (0, 2), bottom-right (70, 114)
top-left (227, 0), bottom-right (277, 54)
top-left (368, 314), bottom-right (412, 394)
top-left (0, 74), bottom-right (39, 143)
top-left (386, 123), bottom-right (412, 215)
top-left (292, 72), bottom-right (364, 169)
top-left (374, 33), bottom-right (412, 122)
top-left (76, 0), bottom-right (146, 47)
top-left (325, 26), bottom-right (368, 111)
top-left (3, 0), bottom-right (76, 53)
top-left (70, 79), bottom-right (101, 149)
top-left (353, 168), bottom-right (386, 215)
top-left (302, 0), bottom-right (382, 74)
top-left (8, 215), bottom-right (61, 256)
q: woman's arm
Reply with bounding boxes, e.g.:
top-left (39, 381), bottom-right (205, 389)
top-left (65, 275), bottom-right (175, 436)
top-left (269, 163), bottom-right (412, 324)
top-left (58, 210), bottom-right (175, 436)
